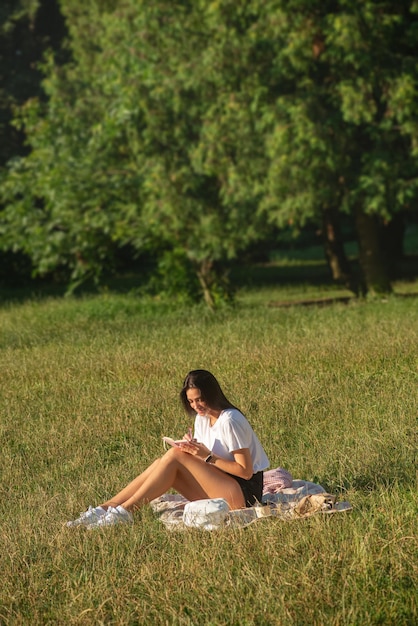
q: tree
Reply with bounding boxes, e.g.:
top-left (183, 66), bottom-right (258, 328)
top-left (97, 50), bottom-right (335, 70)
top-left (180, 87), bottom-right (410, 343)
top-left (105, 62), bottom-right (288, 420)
top-left (255, 0), bottom-right (418, 295)
top-left (1, 0), bottom-right (268, 306)
top-left (0, 0), bottom-right (67, 285)
top-left (0, 0), bottom-right (143, 290)
top-left (0, 0), bottom-right (66, 166)
top-left (329, 0), bottom-right (418, 293)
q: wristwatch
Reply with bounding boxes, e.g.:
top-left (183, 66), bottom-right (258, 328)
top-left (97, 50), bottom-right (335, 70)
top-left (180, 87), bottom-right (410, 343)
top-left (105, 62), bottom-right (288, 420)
top-left (205, 453), bottom-right (215, 464)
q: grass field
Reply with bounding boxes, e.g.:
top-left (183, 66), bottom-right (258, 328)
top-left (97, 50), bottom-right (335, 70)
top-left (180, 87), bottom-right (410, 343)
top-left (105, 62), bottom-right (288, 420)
top-left (1, 271), bottom-right (417, 624)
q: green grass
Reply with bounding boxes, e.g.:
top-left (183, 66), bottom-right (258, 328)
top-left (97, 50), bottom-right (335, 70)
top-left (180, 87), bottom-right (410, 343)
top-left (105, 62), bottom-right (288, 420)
top-left (1, 281), bottom-right (417, 625)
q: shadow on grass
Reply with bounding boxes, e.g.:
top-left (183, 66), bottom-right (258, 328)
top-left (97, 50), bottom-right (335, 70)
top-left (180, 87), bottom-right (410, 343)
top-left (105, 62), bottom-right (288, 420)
top-left (231, 258), bottom-right (337, 289)
top-left (319, 456), bottom-right (416, 496)
top-left (1, 252), bottom-right (418, 308)
top-left (0, 272), bottom-right (149, 307)
top-left (233, 253), bottom-right (418, 287)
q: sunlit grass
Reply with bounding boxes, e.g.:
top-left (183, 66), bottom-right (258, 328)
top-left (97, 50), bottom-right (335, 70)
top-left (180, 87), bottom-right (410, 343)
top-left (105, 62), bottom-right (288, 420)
top-left (1, 287), bottom-right (417, 624)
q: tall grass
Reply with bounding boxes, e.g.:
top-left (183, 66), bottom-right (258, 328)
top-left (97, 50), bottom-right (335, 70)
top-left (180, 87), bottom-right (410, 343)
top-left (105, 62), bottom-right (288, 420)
top-left (1, 288), bottom-right (417, 625)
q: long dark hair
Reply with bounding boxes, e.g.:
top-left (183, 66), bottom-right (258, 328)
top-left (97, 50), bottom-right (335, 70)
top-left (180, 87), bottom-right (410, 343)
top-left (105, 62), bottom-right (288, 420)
top-left (180, 370), bottom-right (236, 417)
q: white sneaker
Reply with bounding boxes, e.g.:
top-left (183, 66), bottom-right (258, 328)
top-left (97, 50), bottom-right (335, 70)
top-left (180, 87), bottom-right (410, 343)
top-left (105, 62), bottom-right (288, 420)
top-left (66, 505), bottom-right (106, 527)
top-left (88, 505), bottom-right (133, 529)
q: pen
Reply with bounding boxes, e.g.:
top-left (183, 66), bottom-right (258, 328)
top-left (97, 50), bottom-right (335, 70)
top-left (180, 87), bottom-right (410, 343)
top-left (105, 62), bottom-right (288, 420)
top-left (188, 426), bottom-right (193, 441)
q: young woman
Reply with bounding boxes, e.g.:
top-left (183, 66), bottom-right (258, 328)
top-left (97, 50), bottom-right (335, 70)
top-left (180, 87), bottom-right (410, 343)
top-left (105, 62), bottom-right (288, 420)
top-left (67, 369), bottom-right (270, 528)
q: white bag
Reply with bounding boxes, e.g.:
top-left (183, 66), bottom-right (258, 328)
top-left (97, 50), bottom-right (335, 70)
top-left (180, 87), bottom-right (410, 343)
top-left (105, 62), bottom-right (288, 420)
top-left (183, 498), bottom-right (229, 530)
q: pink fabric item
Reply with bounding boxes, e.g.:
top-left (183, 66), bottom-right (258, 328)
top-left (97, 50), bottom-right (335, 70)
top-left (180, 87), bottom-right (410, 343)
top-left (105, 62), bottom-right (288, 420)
top-left (262, 467), bottom-right (293, 494)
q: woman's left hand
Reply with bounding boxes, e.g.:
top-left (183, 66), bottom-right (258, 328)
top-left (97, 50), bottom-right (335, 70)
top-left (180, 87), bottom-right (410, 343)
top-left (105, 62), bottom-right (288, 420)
top-left (178, 440), bottom-right (210, 460)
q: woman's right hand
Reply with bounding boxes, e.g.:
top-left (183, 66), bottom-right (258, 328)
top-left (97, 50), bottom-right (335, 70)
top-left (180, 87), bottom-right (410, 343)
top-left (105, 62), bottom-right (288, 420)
top-left (179, 440), bottom-right (210, 459)
top-left (184, 430), bottom-right (196, 442)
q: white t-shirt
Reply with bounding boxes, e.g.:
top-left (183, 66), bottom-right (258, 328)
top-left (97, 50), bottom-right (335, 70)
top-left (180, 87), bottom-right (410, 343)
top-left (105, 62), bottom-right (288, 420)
top-left (193, 408), bottom-right (269, 473)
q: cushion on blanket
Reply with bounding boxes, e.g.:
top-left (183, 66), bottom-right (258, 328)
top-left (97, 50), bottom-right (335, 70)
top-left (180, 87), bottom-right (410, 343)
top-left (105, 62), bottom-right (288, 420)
top-left (262, 467), bottom-right (293, 494)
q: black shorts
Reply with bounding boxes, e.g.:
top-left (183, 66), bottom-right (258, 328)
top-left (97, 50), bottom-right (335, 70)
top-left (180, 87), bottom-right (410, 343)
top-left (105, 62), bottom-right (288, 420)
top-left (228, 471), bottom-right (264, 507)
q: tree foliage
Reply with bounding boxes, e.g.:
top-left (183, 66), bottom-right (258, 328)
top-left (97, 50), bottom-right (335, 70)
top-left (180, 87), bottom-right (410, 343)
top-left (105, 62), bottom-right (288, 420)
top-left (1, 0), bottom-right (418, 302)
top-left (256, 0), bottom-right (418, 293)
top-left (0, 0), bottom-right (65, 165)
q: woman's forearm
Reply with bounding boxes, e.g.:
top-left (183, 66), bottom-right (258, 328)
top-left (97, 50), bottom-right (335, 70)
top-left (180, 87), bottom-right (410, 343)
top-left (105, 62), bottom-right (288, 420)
top-left (205, 454), bottom-right (254, 480)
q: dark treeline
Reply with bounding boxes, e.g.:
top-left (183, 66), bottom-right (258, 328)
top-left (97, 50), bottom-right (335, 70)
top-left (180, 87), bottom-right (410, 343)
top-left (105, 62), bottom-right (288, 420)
top-left (1, 0), bottom-right (418, 306)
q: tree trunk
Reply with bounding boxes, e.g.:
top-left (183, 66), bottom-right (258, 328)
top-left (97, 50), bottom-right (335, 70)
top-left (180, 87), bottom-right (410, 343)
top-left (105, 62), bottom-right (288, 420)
top-left (354, 207), bottom-right (393, 296)
top-left (194, 258), bottom-right (232, 309)
top-left (321, 207), bottom-right (358, 294)
top-left (195, 259), bottom-right (216, 309)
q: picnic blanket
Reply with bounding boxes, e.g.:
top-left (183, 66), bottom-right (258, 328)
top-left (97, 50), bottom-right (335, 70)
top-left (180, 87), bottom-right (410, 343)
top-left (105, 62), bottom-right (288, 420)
top-left (150, 468), bottom-right (352, 530)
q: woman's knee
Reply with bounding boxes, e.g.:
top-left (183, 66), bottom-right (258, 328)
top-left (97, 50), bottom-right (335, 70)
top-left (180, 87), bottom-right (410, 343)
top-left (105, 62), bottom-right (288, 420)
top-left (161, 446), bottom-right (183, 465)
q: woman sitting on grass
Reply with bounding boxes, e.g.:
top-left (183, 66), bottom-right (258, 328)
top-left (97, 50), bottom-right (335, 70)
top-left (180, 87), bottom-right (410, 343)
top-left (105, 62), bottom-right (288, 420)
top-left (67, 369), bottom-right (270, 528)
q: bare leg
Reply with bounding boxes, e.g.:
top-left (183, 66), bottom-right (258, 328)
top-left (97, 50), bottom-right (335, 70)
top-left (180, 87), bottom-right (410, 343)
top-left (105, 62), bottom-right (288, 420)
top-left (103, 447), bottom-right (245, 511)
top-left (101, 458), bottom-right (162, 509)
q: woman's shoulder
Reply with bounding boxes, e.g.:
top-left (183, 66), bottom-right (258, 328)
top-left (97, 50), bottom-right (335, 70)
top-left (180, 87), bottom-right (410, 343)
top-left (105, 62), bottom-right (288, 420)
top-left (220, 407), bottom-right (246, 422)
